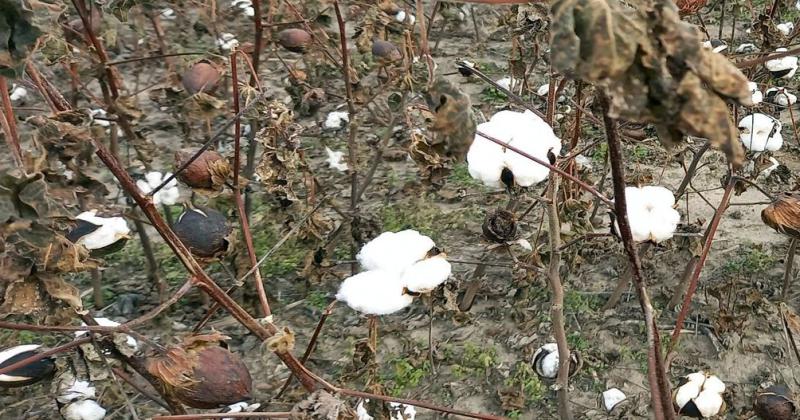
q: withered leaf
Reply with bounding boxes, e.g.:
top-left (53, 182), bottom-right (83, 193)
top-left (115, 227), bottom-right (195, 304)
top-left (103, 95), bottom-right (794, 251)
top-left (289, 390), bottom-right (351, 420)
top-left (40, 274), bottom-right (82, 310)
top-left (0, 277), bottom-right (44, 317)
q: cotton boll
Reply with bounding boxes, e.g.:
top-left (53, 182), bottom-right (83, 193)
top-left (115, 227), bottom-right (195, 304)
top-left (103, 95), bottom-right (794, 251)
top-left (61, 399), bottom-right (106, 420)
top-left (640, 185), bottom-right (676, 209)
top-left (686, 371), bottom-right (707, 385)
top-left (626, 208), bottom-right (653, 243)
top-left (467, 134), bottom-right (506, 188)
top-left (675, 381), bottom-right (702, 411)
top-left (356, 401), bottom-right (374, 420)
top-left (738, 113), bottom-right (783, 152)
top-left (536, 84), bottom-right (550, 97)
top-left (356, 230), bottom-right (435, 271)
top-left (495, 77), bottom-right (517, 91)
top-left (778, 22), bottom-right (795, 36)
top-left (736, 43), bottom-right (757, 53)
top-left (701, 375), bottom-right (725, 394)
top-left (73, 211), bottom-right (131, 251)
top-left (395, 10), bottom-right (415, 25)
top-left (765, 87), bottom-right (797, 106)
top-left (390, 403), bottom-right (416, 420)
top-left (10, 84), bottom-right (26, 101)
top-left (324, 111), bottom-right (349, 130)
top-left (401, 255), bottom-right (452, 293)
top-left (694, 390), bottom-right (724, 418)
top-left (748, 82), bottom-right (763, 105)
top-left (766, 48), bottom-right (798, 79)
top-left (648, 206), bottom-right (680, 243)
top-left (537, 348), bottom-right (559, 378)
top-left (602, 388), bottom-right (626, 412)
top-left (336, 270), bottom-right (413, 315)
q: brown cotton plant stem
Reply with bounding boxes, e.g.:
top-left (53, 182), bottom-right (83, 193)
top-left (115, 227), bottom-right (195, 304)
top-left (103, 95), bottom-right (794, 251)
top-left (133, 218), bottom-right (167, 301)
top-left (0, 77), bottom-right (22, 167)
top-left (670, 175), bottom-right (735, 351)
top-left (602, 242), bottom-right (652, 311)
top-left (475, 129), bottom-right (614, 208)
top-left (545, 175), bottom-right (572, 420)
top-left (110, 367), bottom-right (170, 410)
top-left (599, 95), bottom-right (674, 420)
top-left (231, 49), bottom-right (271, 318)
top-left (784, 238), bottom-right (798, 301)
top-left (153, 414), bottom-right (291, 419)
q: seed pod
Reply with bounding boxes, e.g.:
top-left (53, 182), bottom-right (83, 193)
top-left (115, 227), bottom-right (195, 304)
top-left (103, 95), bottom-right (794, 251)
top-left (173, 207), bottom-right (232, 259)
top-left (482, 209), bottom-right (517, 243)
top-left (145, 333), bottom-right (252, 409)
top-left (762, 192), bottom-right (800, 239)
top-left (0, 345), bottom-right (55, 388)
top-left (372, 39), bottom-right (402, 64)
top-left (532, 343), bottom-right (582, 379)
top-left (755, 385), bottom-right (795, 420)
top-left (278, 28), bottom-right (311, 53)
top-left (182, 61), bottom-right (221, 95)
top-left (174, 148), bottom-right (226, 189)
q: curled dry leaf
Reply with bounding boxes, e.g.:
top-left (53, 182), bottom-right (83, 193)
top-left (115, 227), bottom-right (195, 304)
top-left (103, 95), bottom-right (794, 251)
top-left (550, 0), bottom-right (750, 167)
top-left (255, 101), bottom-right (308, 204)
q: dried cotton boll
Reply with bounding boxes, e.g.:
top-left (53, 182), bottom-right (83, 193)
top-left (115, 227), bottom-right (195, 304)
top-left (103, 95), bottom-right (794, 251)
top-left (0, 345), bottom-right (55, 388)
top-left (766, 48), bottom-right (798, 79)
top-left (739, 113), bottom-right (783, 152)
top-left (482, 208), bottom-right (517, 243)
top-left (356, 230), bottom-right (436, 272)
top-left (765, 87), bottom-right (797, 106)
top-left (173, 207), bottom-right (232, 259)
top-left (755, 384), bottom-right (795, 420)
top-left (174, 148), bottom-right (228, 189)
top-left (67, 211), bottom-right (131, 255)
top-left (336, 270), bottom-right (413, 315)
top-left (182, 61), bottom-right (221, 94)
top-left (372, 39), bottom-right (402, 64)
top-left (136, 171), bottom-right (180, 206)
top-left (401, 254), bottom-right (452, 293)
top-left (278, 28), bottom-right (312, 53)
top-left (749, 82), bottom-right (763, 105)
top-left (466, 110), bottom-right (561, 188)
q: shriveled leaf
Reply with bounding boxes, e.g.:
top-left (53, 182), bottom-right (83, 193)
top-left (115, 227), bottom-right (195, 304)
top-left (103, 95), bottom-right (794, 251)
top-left (0, 0), bottom-right (42, 78)
top-left (0, 277), bottom-right (44, 316)
top-left (289, 390), bottom-right (351, 420)
top-left (40, 274), bottom-right (82, 310)
top-left (781, 303), bottom-right (800, 364)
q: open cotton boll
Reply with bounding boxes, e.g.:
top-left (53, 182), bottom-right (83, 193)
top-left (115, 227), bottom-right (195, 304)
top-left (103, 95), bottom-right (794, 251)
top-left (336, 270), bottom-right (413, 315)
top-left (702, 39), bottom-right (727, 53)
top-left (495, 77), bottom-right (518, 91)
top-left (686, 371), bottom-right (707, 385)
top-left (694, 390), bottom-right (724, 418)
top-left (648, 206), bottom-right (681, 243)
top-left (136, 172), bottom-right (180, 206)
top-left (639, 185), bottom-right (676, 209)
top-left (356, 230), bottom-right (435, 271)
top-left (536, 344), bottom-right (559, 378)
top-left (736, 43), bottom-right (757, 53)
top-left (675, 381), bottom-right (702, 410)
top-left (395, 10), bottom-right (415, 25)
top-left (702, 375), bottom-right (725, 394)
top-left (748, 82), bottom-right (763, 104)
top-left (778, 22), bottom-right (795, 36)
top-left (324, 111), bottom-right (349, 130)
top-left (61, 399), bottom-right (106, 420)
top-left (10, 84), bottom-right (26, 101)
top-left (389, 402), bottom-right (416, 420)
top-left (602, 388), bottom-right (626, 412)
top-left (216, 33), bottom-right (239, 50)
top-left (738, 113), bottom-right (783, 152)
top-left (536, 84), bottom-right (550, 97)
top-left (356, 401), bottom-right (374, 420)
top-left (467, 110), bottom-right (561, 188)
top-left (616, 186), bottom-right (679, 243)
top-left (401, 255), bottom-right (452, 293)
top-left (766, 48), bottom-right (799, 79)
top-left (325, 147), bottom-right (348, 172)
top-left (765, 87), bottom-right (797, 106)
top-left (74, 318), bottom-right (138, 350)
top-left (75, 211), bottom-right (131, 250)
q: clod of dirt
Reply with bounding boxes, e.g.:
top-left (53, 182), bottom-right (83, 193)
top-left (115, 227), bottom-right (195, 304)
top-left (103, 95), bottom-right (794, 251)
top-left (182, 61), bottom-right (221, 95)
top-left (278, 28), bottom-right (312, 53)
top-left (371, 39), bottom-right (402, 64)
top-left (144, 333), bottom-right (252, 409)
top-left (482, 209), bottom-right (517, 243)
top-left (174, 148), bottom-right (227, 189)
top-left (754, 384), bottom-right (795, 420)
top-left (173, 207), bottom-right (232, 259)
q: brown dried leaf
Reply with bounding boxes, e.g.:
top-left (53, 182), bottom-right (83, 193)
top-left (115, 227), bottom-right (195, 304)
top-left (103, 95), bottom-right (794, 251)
top-left (289, 390), bottom-right (352, 420)
top-left (40, 274), bottom-right (82, 310)
top-left (0, 278), bottom-right (44, 316)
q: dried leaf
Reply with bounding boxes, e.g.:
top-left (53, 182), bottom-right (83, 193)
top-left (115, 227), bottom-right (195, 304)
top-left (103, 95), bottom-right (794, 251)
top-left (0, 0), bottom-right (42, 78)
top-left (40, 274), bottom-right (82, 310)
top-left (289, 390), bottom-right (352, 420)
top-left (0, 277), bottom-right (44, 316)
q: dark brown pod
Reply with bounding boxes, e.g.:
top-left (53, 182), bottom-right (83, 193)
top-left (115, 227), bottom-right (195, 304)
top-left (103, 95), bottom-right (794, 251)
top-left (145, 333), bottom-right (252, 409)
top-left (372, 39), bottom-right (402, 64)
top-left (755, 385), bottom-right (796, 420)
top-left (482, 209), bottom-right (517, 243)
top-left (762, 192), bottom-right (800, 239)
top-left (182, 61), bottom-right (221, 95)
top-left (174, 148), bottom-right (225, 189)
top-left (173, 207), bottom-right (231, 258)
top-left (278, 28), bottom-right (311, 53)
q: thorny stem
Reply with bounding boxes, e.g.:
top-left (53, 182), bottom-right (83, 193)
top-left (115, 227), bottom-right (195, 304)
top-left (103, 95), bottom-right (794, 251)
top-left (545, 175), bottom-right (572, 420)
top-left (232, 49), bottom-right (271, 317)
top-left (669, 175), bottom-right (735, 351)
top-left (333, 1), bottom-right (361, 275)
top-left (476, 129), bottom-right (614, 208)
top-left (600, 95), bottom-right (674, 420)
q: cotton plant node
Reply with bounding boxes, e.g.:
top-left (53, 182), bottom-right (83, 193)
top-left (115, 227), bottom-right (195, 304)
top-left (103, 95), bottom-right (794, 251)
top-left (550, 0), bottom-right (751, 168)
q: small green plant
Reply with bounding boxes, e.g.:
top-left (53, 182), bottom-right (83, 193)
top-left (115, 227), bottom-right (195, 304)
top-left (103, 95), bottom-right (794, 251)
top-left (480, 87), bottom-right (508, 104)
top-left (721, 245), bottom-right (775, 277)
top-left (591, 143), bottom-right (608, 164)
top-left (567, 331), bottom-right (589, 352)
top-left (505, 362), bottom-right (547, 404)
top-left (564, 290), bottom-right (601, 314)
top-left (305, 290), bottom-right (328, 310)
top-left (447, 163), bottom-right (483, 188)
top-left (383, 357), bottom-right (431, 395)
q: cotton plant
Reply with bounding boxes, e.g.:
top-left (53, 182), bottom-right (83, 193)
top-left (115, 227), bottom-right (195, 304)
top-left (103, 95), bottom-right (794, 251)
top-left (674, 371), bottom-right (726, 418)
top-left (466, 109), bottom-right (561, 189)
top-left (136, 171), bottom-right (181, 205)
top-left (738, 113), bottom-right (783, 152)
top-left (336, 230), bottom-right (451, 316)
top-left (613, 186), bottom-right (680, 243)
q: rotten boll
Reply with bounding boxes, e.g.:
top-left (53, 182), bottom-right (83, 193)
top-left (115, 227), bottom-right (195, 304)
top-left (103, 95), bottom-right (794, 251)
top-left (174, 148), bottom-right (227, 189)
top-left (482, 209), bottom-right (518, 243)
top-left (278, 28), bottom-right (312, 53)
top-left (754, 384), bottom-right (795, 420)
top-left (173, 207), bottom-right (232, 259)
top-left (182, 60), bottom-right (221, 95)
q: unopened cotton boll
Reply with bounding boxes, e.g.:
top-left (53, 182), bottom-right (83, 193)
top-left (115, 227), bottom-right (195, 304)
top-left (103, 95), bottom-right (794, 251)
top-left (766, 48), bottom-right (798, 79)
top-left (467, 110), bottom-right (562, 188)
top-left (738, 113), bottom-right (783, 152)
top-left (136, 171), bottom-right (180, 206)
top-left (61, 399), bottom-right (106, 420)
top-left (356, 230), bottom-right (435, 272)
top-left (336, 270), bottom-right (413, 315)
top-left (748, 82), bottom-right (763, 104)
top-left (324, 111), bottom-right (349, 130)
top-left (401, 255), bottom-right (452, 293)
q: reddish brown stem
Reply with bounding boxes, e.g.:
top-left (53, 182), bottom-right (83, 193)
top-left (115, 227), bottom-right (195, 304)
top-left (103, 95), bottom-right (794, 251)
top-left (231, 50), bottom-right (271, 317)
top-left (0, 77), bottom-right (22, 166)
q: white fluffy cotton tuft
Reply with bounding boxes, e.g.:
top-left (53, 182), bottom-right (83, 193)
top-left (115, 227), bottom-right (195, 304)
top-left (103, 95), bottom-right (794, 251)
top-left (61, 399), bottom-right (106, 420)
top-left (766, 48), bottom-right (799, 79)
top-left (325, 147), bottom-right (348, 172)
top-left (748, 81), bottom-right (763, 105)
top-left (336, 270), bottom-right (413, 315)
top-left (357, 230), bottom-right (435, 272)
top-left (75, 211), bottom-right (131, 250)
top-left (401, 255), bottom-right (452, 293)
top-left (738, 113), bottom-right (783, 152)
top-left (602, 388), bottom-right (626, 412)
top-left (324, 111), bottom-right (349, 130)
top-left (615, 186), bottom-right (680, 243)
top-left (467, 110), bottom-right (561, 188)
top-left (136, 171), bottom-right (180, 206)
top-left (674, 372), bottom-right (726, 418)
